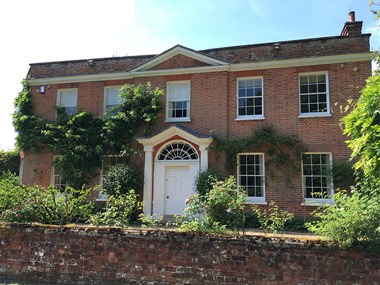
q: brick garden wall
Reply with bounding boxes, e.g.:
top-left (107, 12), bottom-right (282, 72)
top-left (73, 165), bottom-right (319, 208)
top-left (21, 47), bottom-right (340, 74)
top-left (0, 225), bottom-right (379, 285)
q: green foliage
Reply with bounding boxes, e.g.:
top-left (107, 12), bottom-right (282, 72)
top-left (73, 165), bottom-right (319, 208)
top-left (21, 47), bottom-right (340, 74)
top-left (0, 149), bottom-right (20, 177)
top-left (103, 163), bottom-right (142, 196)
top-left (104, 83), bottom-right (164, 152)
top-left (90, 189), bottom-right (142, 227)
top-left (342, 75), bottom-right (380, 189)
top-left (332, 160), bottom-right (356, 190)
top-left (306, 190), bottom-right (380, 249)
top-left (194, 168), bottom-right (225, 197)
top-left (0, 173), bottom-right (95, 225)
top-left (176, 177), bottom-right (247, 233)
top-left (252, 201), bottom-right (294, 233)
top-left (211, 125), bottom-right (306, 180)
top-left (138, 214), bottom-right (164, 228)
top-left (12, 81), bottom-right (163, 188)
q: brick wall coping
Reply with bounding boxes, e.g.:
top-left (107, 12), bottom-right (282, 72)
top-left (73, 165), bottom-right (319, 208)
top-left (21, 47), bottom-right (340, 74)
top-left (0, 223), bottom-right (342, 251)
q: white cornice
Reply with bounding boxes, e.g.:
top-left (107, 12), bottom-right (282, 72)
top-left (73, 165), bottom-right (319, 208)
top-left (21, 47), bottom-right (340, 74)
top-left (28, 72), bottom-right (133, 86)
top-left (229, 52), bottom-right (372, 71)
top-left (137, 126), bottom-right (213, 148)
top-left (27, 52), bottom-right (372, 86)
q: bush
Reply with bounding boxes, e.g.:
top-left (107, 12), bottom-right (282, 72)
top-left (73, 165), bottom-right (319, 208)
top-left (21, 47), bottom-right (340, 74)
top-left (103, 164), bottom-right (142, 196)
top-left (306, 189), bottom-right (380, 249)
top-left (194, 168), bottom-right (225, 196)
top-left (252, 201), bottom-right (294, 233)
top-left (0, 149), bottom-right (20, 177)
top-left (90, 189), bottom-right (142, 227)
top-left (177, 177), bottom-right (247, 233)
top-left (0, 173), bottom-right (95, 225)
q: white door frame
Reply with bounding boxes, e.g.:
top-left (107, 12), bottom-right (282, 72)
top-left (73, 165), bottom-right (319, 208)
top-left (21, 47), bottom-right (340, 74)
top-left (137, 126), bottom-right (213, 215)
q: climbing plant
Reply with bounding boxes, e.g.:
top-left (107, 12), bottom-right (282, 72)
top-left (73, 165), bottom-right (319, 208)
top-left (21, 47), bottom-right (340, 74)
top-left (210, 125), bottom-right (306, 179)
top-left (13, 80), bottom-right (164, 189)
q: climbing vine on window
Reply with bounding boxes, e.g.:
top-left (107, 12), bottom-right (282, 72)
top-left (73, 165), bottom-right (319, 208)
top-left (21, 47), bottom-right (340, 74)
top-left (13, 80), bottom-right (164, 189)
top-left (210, 125), bottom-right (306, 180)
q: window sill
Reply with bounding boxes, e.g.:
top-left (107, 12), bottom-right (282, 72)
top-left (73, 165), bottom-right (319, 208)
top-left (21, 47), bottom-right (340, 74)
top-left (245, 200), bottom-right (267, 205)
top-left (165, 118), bottom-right (191, 123)
top-left (301, 199), bottom-right (334, 206)
top-left (236, 116), bottom-right (265, 121)
top-left (298, 113), bottom-right (332, 119)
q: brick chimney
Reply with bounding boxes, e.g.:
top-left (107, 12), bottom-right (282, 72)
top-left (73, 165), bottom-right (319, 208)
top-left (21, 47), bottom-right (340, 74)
top-left (340, 11), bottom-right (363, 36)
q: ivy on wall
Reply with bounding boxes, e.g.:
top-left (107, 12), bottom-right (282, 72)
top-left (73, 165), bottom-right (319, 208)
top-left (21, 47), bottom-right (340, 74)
top-left (210, 125), bottom-right (307, 181)
top-left (13, 80), bottom-right (164, 189)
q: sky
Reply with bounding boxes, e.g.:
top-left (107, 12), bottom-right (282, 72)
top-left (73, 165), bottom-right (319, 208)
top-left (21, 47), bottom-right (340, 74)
top-left (0, 0), bottom-right (379, 150)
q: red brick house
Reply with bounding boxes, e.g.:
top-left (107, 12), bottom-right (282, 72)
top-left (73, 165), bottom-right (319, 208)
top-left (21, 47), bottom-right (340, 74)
top-left (21, 12), bottom-right (371, 216)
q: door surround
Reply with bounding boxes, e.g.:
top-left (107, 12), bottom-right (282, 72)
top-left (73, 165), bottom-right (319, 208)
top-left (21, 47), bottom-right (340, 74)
top-left (137, 126), bottom-right (212, 215)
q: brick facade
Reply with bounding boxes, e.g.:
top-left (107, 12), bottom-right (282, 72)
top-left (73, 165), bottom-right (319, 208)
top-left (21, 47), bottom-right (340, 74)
top-left (22, 15), bottom-right (372, 216)
top-left (0, 225), bottom-right (379, 285)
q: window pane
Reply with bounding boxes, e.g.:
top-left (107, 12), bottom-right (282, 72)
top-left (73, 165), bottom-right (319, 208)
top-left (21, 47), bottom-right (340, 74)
top-left (237, 78), bottom-right (263, 117)
top-left (238, 154), bottom-right (264, 198)
top-left (299, 74), bottom-right (328, 114)
top-left (302, 153), bottom-right (332, 200)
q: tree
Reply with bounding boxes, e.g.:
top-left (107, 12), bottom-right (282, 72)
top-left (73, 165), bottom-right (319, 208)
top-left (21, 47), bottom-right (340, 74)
top-left (342, 74), bottom-right (380, 190)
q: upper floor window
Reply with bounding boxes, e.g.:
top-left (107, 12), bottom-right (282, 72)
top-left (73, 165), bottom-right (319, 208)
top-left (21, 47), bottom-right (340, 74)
top-left (237, 153), bottom-right (265, 203)
top-left (166, 81), bottom-right (190, 122)
top-left (57, 89), bottom-right (78, 115)
top-left (299, 72), bottom-right (330, 117)
top-left (302, 153), bottom-right (333, 203)
top-left (104, 86), bottom-right (122, 113)
top-left (237, 77), bottom-right (264, 120)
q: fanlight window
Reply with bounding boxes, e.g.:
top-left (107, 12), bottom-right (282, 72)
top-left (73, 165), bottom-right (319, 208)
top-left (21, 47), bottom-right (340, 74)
top-left (158, 141), bottom-right (198, 160)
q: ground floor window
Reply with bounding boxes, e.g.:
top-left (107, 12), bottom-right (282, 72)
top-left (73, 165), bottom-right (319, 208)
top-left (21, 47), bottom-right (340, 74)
top-left (98, 156), bottom-right (123, 199)
top-left (51, 157), bottom-right (67, 191)
top-left (237, 153), bottom-right (265, 202)
top-left (302, 153), bottom-right (333, 200)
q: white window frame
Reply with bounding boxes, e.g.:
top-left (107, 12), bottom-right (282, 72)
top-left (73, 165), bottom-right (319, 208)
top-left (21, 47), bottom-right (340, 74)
top-left (237, 153), bottom-right (266, 204)
top-left (298, 72), bottom-right (331, 118)
top-left (56, 88), bottom-right (78, 116)
top-left (50, 156), bottom-right (67, 191)
top-left (97, 155), bottom-right (123, 200)
top-left (301, 152), bottom-right (334, 206)
top-left (103, 86), bottom-right (123, 114)
top-left (165, 81), bottom-right (191, 122)
top-left (236, 77), bottom-right (265, 121)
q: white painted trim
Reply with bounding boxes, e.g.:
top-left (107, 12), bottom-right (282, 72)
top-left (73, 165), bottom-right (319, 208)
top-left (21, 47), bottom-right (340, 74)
top-left (236, 76), bottom-right (264, 120)
top-left (129, 45), bottom-right (228, 73)
top-left (138, 127), bottom-right (212, 215)
top-left (166, 81), bottom-right (191, 122)
top-left (298, 71), bottom-right (331, 116)
top-left (103, 85), bottom-right (123, 115)
top-left (27, 53), bottom-right (372, 86)
top-left (137, 126), bottom-right (212, 148)
top-left (237, 153), bottom-right (266, 202)
top-left (142, 145), bottom-right (154, 214)
top-left (301, 152), bottom-right (334, 203)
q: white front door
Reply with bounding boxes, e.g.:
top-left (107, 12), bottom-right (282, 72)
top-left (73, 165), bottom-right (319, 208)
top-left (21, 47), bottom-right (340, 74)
top-left (164, 166), bottom-right (193, 215)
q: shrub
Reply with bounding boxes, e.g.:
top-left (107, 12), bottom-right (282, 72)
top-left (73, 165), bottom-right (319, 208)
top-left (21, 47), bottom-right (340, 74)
top-left (252, 201), bottom-right (294, 233)
top-left (194, 168), bottom-right (225, 196)
top-left (0, 173), bottom-right (95, 225)
top-left (306, 189), bottom-right (380, 249)
top-left (177, 177), bottom-right (247, 233)
top-left (90, 189), bottom-right (142, 227)
top-left (103, 164), bottom-right (142, 196)
top-left (0, 149), bottom-right (20, 177)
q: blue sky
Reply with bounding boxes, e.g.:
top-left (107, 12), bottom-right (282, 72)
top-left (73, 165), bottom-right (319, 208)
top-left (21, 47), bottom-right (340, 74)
top-left (0, 0), bottom-right (378, 150)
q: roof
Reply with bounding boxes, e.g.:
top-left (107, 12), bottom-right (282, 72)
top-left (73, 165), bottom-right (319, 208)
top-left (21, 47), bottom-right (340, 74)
top-left (27, 34), bottom-right (371, 80)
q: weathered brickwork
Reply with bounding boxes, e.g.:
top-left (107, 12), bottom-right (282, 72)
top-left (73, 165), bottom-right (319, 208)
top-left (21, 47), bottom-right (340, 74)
top-left (0, 226), bottom-right (379, 285)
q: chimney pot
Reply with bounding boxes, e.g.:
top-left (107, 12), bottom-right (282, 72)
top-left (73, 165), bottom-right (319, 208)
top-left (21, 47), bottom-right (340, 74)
top-left (349, 11), bottom-right (355, 22)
